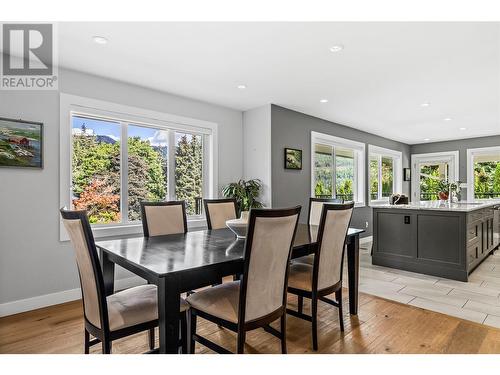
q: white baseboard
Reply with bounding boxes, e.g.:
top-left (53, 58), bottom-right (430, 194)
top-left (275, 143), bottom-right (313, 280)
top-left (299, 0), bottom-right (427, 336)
top-left (0, 276), bottom-right (146, 318)
top-left (359, 235), bottom-right (373, 245)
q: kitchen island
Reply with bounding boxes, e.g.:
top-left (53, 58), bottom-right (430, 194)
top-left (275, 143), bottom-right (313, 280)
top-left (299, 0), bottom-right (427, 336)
top-left (372, 201), bottom-right (500, 281)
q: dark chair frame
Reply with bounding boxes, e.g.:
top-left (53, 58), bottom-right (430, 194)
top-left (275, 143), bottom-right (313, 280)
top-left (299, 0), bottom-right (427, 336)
top-left (203, 198), bottom-right (238, 230)
top-left (287, 202), bottom-right (354, 351)
top-left (140, 200), bottom-right (188, 237)
top-left (60, 208), bottom-right (187, 354)
top-left (189, 206), bottom-right (301, 354)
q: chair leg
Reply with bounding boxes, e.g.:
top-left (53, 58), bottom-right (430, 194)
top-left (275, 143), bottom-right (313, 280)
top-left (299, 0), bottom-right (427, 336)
top-left (280, 314), bottom-right (287, 354)
top-left (298, 295), bottom-right (304, 314)
top-left (148, 327), bottom-right (155, 350)
top-left (84, 329), bottom-right (90, 354)
top-left (189, 311), bottom-right (197, 354)
top-left (335, 289), bottom-right (344, 332)
top-left (311, 295), bottom-right (318, 351)
top-left (237, 330), bottom-right (246, 354)
top-left (102, 339), bottom-right (112, 354)
top-left (180, 313), bottom-right (188, 354)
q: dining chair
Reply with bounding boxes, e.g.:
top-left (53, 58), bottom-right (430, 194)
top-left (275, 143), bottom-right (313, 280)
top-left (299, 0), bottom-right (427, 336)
top-left (186, 206), bottom-right (301, 354)
top-left (204, 198), bottom-right (238, 230)
top-left (286, 202), bottom-right (354, 351)
top-left (60, 208), bottom-right (189, 354)
top-left (293, 197), bottom-right (344, 266)
top-left (308, 197), bottom-right (344, 226)
top-left (140, 200), bottom-right (188, 237)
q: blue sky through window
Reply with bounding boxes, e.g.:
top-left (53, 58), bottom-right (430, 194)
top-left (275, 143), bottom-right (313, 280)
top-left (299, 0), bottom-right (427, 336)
top-left (72, 116), bottom-right (198, 146)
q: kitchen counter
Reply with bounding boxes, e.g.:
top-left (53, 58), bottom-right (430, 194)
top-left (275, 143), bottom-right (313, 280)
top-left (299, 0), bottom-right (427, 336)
top-left (372, 201), bottom-right (500, 281)
top-left (371, 200), bottom-right (500, 212)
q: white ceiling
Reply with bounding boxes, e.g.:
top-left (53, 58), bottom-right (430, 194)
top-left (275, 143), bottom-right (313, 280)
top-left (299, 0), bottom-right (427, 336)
top-left (56, 22), bottom-right (500, 145)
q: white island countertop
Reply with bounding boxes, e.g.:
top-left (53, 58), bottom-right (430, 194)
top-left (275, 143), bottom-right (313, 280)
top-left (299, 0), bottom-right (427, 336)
top-left (371, 200), bottom-right (500, 212)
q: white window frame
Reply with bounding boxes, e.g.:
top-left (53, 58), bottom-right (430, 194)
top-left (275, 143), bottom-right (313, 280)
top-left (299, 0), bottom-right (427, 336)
top-left (311, 131), bottom-right (365, 207)
top-left (467, 146), bottom-right (500, 201)
top-left (368, 145), bottom-right (402, 204)
top-left (411, 151), bottom-right (459, 202)
top-left (59, 93), bottom-right (218, 241)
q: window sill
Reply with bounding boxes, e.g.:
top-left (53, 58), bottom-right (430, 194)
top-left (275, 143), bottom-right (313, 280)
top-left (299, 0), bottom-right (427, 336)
top-left (369, 199), bottom-right (390, 206)
top-left (60, 217), bottom-right (208, 242)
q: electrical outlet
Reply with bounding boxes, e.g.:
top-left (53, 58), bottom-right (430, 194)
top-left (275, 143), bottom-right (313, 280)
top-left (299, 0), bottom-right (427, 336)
top-left (365, 221), bottom-right (369, 228)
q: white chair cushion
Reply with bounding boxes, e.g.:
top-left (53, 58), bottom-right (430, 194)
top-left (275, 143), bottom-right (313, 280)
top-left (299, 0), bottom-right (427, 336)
top-left (186, 281), bottom-right (240, 323)
top-left (107, 284), bottom-right (188, 331)
top-left (287, 263), bottom-right (314, 292)
top-left (292, 254), bottom-right (314, 266)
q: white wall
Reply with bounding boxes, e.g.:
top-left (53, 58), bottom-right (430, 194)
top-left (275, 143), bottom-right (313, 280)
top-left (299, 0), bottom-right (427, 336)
top-left (243, 105), bottom-right (272, 207)
top-left (0, 68), bottom-right (243, 314)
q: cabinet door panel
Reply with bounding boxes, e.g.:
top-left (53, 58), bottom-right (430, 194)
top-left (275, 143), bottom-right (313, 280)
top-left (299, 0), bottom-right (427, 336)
top-left (417, 214), bottom-right (461, 265)
top-left (376, 212), bottom-right (414, 257)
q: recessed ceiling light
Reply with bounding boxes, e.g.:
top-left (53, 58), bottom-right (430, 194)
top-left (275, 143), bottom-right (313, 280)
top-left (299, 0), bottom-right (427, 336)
top-left (237, 84), bottom-right (247, 89)
top-left (329, 45), bottom-right (344, 53)
top-left (443, 117), bottom-right (452, 121)
top-left (459, 127), bottom-right (467, 131)
top-left (93, 36), bottom-right (108, 45)
top-left (420, 102), bottom-right (430, 107)
top-left (319, 99), bottom-right (329, 103)
top-left (424, 138), bottom-right (431, 142)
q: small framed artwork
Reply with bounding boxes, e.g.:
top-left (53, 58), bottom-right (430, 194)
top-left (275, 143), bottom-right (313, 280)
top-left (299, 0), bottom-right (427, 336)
top-left (0, 117), bottom-right (43, 169)
top-left (284, 147), bottom-right (302, 170)
top-left (403, 168), bottom-right (411, 181)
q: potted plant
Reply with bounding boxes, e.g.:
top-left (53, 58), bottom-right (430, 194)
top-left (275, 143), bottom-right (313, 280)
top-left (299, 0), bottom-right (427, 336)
top-left (437, 180), bottom-right (462, 201)
top-left (221, 179), bottom-right (263, 219)
top-left (437, 179), bottom-right (450, 201)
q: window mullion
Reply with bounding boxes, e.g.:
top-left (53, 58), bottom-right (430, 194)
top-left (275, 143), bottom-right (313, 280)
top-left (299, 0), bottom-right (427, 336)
top-left (378, 155), bottom-right (383, 200)
top-left (168, 130), bottom-right (176, 200)
top-left (332, 147), bottom-right (336, 199)
top-left (121, 122), bottom-right (128, 223)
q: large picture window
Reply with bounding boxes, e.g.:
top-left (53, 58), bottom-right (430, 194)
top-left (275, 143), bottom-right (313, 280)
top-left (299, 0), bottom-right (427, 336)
top-left (311, 131), bottom-right (365, 206)
top-left (71, 115), bottom-right (205, 224)
top-left (368, 145), bottom-right (402, 202)
top-left (60, 94), bottom-right (217, 240)
top-left (467, 146), bottom-right (500, 200)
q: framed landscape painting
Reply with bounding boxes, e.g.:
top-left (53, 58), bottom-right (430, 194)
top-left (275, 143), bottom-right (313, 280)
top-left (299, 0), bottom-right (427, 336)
top-left (0, 117), bottom-right (43, 169)
top-left (284, 147), bottom-right (302, 170)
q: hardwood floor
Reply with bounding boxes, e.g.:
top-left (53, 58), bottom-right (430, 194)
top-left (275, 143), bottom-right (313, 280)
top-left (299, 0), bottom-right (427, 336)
top-left (1, 289), bottom-right (500, 354)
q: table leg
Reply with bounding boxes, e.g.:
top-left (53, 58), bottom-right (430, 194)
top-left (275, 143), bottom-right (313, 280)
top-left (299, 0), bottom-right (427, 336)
top-left (100, 249), bottom-right (115, 296)
top-left (158, 277), bottom-right (181, 354)
top-left (347, 234), bottom-right (359, 315)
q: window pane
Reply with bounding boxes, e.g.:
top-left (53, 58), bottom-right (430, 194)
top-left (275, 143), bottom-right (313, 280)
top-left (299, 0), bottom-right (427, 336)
top-left (127, 125), bottom-right (168, 221)
top-left (474, 153), bottom-right (500, 199)
top-left (381, 156), bottom-right (394, 197)
top-left (419, 162), bottom-right (448, 201)
top-left (370, 157), bottom-right (379, 200)
top-left (335, 148), bottom-right (354, 201)
top-left (313, 143), bottom-right (333, 198)
top-left (175, 132), bottom-right (203, 215)
top-left (71, 116), bottom-right (121, 224)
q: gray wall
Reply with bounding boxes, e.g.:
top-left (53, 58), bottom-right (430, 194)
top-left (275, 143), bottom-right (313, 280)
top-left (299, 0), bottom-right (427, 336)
top-left (271, 105), bottom-right (411, 237)
top-left (0, 68), bottom-right (243, 305)
top-left (411, 135), bottom-right (500, 200)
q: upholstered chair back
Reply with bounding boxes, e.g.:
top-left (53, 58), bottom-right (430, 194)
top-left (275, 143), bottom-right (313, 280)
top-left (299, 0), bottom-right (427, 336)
top-left (60, 209), bottom-right (104, 329)
top-left (315, 203), bottom-right (354, 291)
top-left (308, 198), bottom-right (343, 226)
top-left (241, 207), bottom-right (301, 322)
top-left (140, 201), bottom-right (187, 237)
top-left (204, 199), bottom-right (238, 230)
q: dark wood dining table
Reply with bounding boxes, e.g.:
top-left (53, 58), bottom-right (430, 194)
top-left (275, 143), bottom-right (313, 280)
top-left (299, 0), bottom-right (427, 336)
top-left (96, 224), bottom-right (365, 353)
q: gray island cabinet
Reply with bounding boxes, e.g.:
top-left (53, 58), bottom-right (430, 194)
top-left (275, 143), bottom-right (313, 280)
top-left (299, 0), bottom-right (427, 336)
top-left (372, 201), bottom-right (500, 281)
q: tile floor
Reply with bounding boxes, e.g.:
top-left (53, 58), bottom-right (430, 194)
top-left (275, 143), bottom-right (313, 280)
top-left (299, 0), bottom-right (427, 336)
top-left (355, 240), bottom-right (500, 328)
